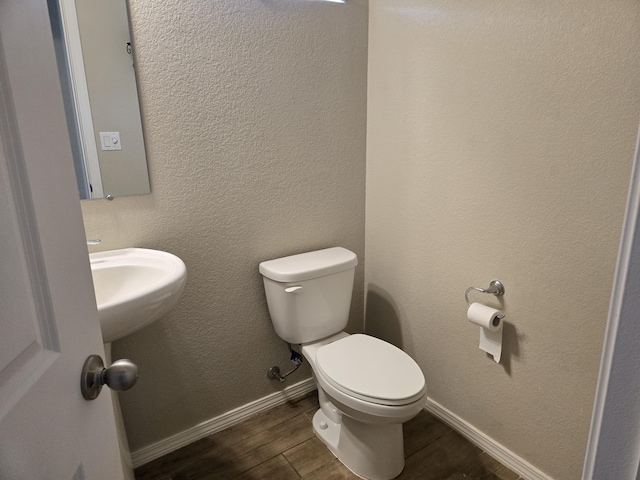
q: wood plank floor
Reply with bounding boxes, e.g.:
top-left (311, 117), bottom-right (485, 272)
top-left (135, 392), bottom-right (524, 480)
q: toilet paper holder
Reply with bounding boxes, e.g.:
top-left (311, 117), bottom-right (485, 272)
top-left (465, 280), bottom-right (505, 307)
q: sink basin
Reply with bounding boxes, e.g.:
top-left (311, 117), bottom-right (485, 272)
top-left (90, 248), bottom-right (187, 342)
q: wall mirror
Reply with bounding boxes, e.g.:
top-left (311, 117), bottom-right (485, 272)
top-left (48, 0), bottom-right (150, 200)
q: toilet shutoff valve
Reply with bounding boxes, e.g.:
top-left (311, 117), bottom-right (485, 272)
top-left (267, 344), bottom-right (304, 382)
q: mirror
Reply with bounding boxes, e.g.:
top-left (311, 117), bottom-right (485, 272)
top-left (48, 0), bottom-right (150, 200)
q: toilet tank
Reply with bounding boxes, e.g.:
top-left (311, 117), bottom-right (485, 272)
top-left (259, 247), bottom-right (358, 344)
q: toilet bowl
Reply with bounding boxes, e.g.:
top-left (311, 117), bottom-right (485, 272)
top-left (303, 333), bottom-right (426, 480)
top-left (259, 247), bottom-right (427, 480)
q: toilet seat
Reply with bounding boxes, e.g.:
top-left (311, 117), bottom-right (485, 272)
top-left (315, 334), bottom-right (426, 406)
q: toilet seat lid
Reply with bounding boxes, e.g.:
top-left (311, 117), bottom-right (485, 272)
top-left (316, 334), bottom-right (426, 406)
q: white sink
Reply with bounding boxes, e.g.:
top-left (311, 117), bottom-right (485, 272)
top-left (90, 248), bottom-right (187, 342)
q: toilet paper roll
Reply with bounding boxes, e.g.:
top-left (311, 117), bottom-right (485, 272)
top-left (467, 302), bottom-right (504, 363)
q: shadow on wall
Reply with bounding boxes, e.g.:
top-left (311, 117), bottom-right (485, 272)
top-left (364, 284), bottom-right (404, 349)
top-left (365, 283), bottom-right (522, 376)
top-left (496, 322), bottom-right (521, 376)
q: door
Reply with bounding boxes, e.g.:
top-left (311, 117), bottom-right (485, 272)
top-left (582, 128), bottom-right (640, 478)
top-left (0, 0), bottom-right (123, 478)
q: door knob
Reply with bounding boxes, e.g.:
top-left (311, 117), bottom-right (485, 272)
top-left (81, 354), bottom-right (139, 400)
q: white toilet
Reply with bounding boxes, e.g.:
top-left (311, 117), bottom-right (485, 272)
top-left (259, 247), bottom-right (427, 480)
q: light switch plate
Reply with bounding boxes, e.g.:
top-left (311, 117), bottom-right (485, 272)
top-left (100, 132), bottom-right (122, 151)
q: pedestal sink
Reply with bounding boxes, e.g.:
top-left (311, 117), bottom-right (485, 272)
top-left (90, 248), bottom-right (187, 342)
top-left (89, 248), bottom-right (186, 480)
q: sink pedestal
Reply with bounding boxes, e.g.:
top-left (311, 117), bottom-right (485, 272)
top-left (89, 248), bottom-right (187, 480)
top-left (105, 342), bottom-right (135, 480)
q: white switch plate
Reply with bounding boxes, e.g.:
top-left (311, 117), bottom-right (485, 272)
top-left (100, 132), bottom-right (122, 151)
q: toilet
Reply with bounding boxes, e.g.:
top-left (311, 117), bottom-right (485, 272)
top-left (259, 247), bottom-right (427, 480)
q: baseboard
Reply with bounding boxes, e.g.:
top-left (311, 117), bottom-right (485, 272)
top-left (131, 382), bottom-right (553, 478)
top-left (130, 377), bottom-right (316, 468)
top-left (425, 398), bottom-right (553, 480)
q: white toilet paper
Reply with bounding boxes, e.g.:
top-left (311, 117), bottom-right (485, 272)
top-left (467, 302), bottom-right (504, 363)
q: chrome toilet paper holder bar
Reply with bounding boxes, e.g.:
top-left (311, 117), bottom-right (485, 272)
top-left (465, 280), bottom-right (505, 307)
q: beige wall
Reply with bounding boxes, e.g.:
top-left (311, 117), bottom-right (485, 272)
top-left (80, 0), bottom-right (640, 475)
top-left (81, 0), bottom-right (368, 451)
top-left (366, 1), bottom-right (639, 479)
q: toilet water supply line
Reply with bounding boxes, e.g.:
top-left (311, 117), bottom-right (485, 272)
top-left (267, 343), bottom-right (304, 382)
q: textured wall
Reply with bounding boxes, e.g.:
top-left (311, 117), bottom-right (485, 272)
top-left (81, 0), bottom-right (368, 451)
top-left (366, 1), bottom-right (639, 479)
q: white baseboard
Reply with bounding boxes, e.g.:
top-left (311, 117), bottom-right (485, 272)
top-left (425, 398), bottom-right (553, 480)
top-left (130, 377), bottom-right (316, 468)
top-left (131, 381), bottom-right (553, 479)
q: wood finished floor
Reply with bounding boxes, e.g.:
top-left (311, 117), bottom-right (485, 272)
top-left (135, 392), bottom-right (524, 480)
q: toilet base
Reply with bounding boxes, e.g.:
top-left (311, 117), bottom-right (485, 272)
top-left (312, 409), bottom-right (405, 480)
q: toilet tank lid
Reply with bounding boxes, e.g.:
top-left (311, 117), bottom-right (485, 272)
top-left (259, 247), bottom-right (358, 282)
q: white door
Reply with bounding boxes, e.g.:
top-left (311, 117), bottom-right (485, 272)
top-left (0, 1), bottom-right (124, 478)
